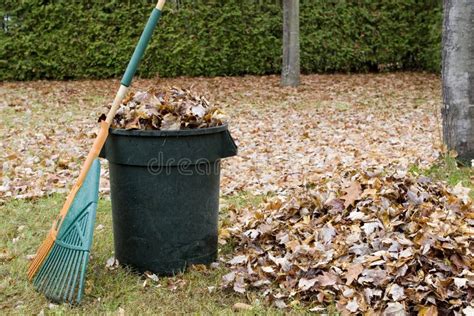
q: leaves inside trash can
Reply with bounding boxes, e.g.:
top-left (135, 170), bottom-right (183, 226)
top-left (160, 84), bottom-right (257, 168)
top-left (104, 87), bottom-right (228, 130)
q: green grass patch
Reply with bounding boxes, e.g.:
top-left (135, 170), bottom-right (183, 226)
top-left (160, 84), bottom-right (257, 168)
top-left (409, 155), bottom-right (474, 198)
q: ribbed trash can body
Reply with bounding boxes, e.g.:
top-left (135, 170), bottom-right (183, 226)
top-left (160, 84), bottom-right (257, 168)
top-left (100, 125), bottom-right (237, 275)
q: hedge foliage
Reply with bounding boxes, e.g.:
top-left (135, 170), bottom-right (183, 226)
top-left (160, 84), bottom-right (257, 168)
top-left (0, 0), bottom-right (442, 81)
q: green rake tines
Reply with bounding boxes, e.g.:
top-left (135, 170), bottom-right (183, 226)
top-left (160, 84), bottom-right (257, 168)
top-left (33, 159), bottom-right (100, 304)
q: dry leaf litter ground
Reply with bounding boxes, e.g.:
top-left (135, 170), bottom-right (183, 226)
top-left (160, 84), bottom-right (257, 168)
top-left (1, 73), bottom-right (472, 314)
top-left (1, 73), bottom-right (442, 200)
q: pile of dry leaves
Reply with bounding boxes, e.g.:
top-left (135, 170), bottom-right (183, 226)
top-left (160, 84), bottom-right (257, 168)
top-left (110, 87), bottom-right (228, 130)
top-left (221, 167), bottom-right (473, 315)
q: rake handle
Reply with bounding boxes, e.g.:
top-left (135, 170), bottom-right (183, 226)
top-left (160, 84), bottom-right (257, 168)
top-left (121, 0), bottom-right (165, 88)
top-left (57, 0), bottom-right (166, 220)
top-left (30, 0), bottom-right (166, 280)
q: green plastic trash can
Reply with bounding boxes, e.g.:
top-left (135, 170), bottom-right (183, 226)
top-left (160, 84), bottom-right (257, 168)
top-left (100, 125), bottom-right (237, 275)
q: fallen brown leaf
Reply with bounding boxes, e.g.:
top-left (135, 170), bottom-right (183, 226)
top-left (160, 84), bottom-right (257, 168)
top-left (341, 181), bottom-right (362, 209)
top-left (345, 263), bottom-right (364, 285)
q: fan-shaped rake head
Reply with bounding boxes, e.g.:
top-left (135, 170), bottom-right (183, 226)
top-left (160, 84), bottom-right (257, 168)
top-left (30, 159), bottom-right (100, 304)
top-left (33, 206), bottom-right (96, 304)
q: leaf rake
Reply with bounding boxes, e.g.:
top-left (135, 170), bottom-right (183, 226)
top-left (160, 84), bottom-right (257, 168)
top-left (32, 159), bottom-right (99, 304)
top-left (27, 0), bottom-right (167, 304)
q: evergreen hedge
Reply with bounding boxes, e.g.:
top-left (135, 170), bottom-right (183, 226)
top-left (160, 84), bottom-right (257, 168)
top-left (0, 0), bottom-right (442, 81)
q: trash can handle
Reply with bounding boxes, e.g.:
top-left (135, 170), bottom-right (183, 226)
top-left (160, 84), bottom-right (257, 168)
top-left (221, 130), bottom-right (238, 158)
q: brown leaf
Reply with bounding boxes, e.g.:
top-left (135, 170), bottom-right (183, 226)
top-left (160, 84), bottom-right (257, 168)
top-left (341, 181), bottom-right (362, 209)
top-left (233, 275), bottom-right (246, 294)
top-left (418, 305), bottom-right (438, 316)
top-left (105, 257), bottom-right (119, 270)
top-left (325, 198), bottom-right (345, 212)
top-left (298, 278), bottom-right (317, 291)
top-left (345, 263), bottom-right (363, 285)
top-left (232, 303), bottom-right (252, 311)
top-left (160, 113), bottom-right (180, 131)
top-left (228, 255), bottom-right (247, 265)
top-left (317, 271), bottom-right (339, 287)
top-left (383, 302), bottom-right (406, 316)
top-left (144, 271), bottom-right (159, 282)
top-left (388, 284), bottom-right (406, 301)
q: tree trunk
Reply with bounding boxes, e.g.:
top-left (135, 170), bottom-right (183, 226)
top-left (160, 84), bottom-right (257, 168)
top-left (282, 0), bottom-right (300, 87)
top-left (442, 0), bottom-right (474, 163)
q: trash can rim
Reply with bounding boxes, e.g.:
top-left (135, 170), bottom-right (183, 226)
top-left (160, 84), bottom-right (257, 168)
top-left (108, 124), bottom-right (229, 137)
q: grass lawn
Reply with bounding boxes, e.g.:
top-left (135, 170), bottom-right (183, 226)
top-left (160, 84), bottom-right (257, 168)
top-left (1, 192), bottom-right (301, 314)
